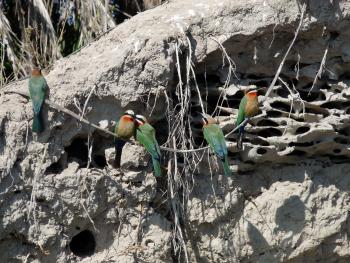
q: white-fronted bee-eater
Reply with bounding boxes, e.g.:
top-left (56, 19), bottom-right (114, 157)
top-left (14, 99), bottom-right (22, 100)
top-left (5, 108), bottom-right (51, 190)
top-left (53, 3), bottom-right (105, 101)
top-left (236, 88), bottom-right (259, 149)
top-left (200, 113), bottom-right (232, 177)
top-left (113, 110), bottom-right (136, 167)
top-left (135, 114), bottom-right (162, 177)
top-left (28, 68), bottom-right (47, 133)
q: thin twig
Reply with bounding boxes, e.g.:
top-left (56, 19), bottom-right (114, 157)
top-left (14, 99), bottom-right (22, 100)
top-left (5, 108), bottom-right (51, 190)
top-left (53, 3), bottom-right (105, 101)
top-left (269, 24), bottom-right (278, 49)
top-left (115, 7), bottom-right (132, 18)
top-left (80, 84), bottom-right (97, 121)
top-left (224, 118), bottom-right (250, 138)
top-left (208, 36), bottom-right (239, 117)
top-left (28, 144), bottom-right (48, 233)
top-left (264, 4), bottom-right (306, 99)
top-left (308, 44), bottom-right (329, 95)
top-left (3, 89), bottom-right (117, 137)
top-left (4, 89), bottom-right (249, 153)
top-left (168, 138), bottom-right (189, 263)
top-left (133, 0), bottom-right (142, 12)
top-left (161, 118), bottom-right (250, 153)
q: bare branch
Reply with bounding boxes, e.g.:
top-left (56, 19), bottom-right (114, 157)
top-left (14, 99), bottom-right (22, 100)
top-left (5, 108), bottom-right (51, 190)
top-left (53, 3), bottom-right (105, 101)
top-left (4, 89), bottom-right (117, 137)
top-left (308, 44), bottom-right (329, 95)
top-left (4, 88), bottom-right (250, 154)
top-left (264, 4), bottom-right (306, 99)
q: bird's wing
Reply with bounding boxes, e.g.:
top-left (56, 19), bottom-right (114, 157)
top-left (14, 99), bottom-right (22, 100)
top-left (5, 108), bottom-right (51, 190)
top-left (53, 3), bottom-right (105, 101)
top-left (137, 124), bottom-right (161, 159)
top-left (29, 76), bottom-right (47, 114)
top-left (151, 127), bottom-right (161, 157)
top-left (203, 124), bottom-right (227, 159)
top-left (236, 95), bottom-right (247, 126)
top-left (114, 121), bottom-right (119, 141)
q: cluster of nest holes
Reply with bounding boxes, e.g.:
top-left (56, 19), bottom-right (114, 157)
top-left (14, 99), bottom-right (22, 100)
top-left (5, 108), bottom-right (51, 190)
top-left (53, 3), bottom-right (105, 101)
top-left (184, 66), bottom-right (350, 164)
top-left (45, 132), bottom-right (110, 174)
top-left (69, 229), bottom-right (96, 257)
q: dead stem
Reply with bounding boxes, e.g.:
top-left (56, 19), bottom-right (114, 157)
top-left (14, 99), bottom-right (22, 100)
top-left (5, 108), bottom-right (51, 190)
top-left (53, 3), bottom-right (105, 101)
top-left (264, 3), bottom-right (306, 99)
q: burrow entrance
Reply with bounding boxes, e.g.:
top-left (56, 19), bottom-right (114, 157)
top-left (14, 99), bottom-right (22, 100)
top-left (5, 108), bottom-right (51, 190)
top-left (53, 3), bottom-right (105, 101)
top-left (69, 230), bottom-right (96, 257)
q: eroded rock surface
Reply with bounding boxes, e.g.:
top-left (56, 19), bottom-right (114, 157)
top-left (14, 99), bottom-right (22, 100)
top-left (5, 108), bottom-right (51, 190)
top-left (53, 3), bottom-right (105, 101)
top-left (1, 0), bottom-right (350, 262)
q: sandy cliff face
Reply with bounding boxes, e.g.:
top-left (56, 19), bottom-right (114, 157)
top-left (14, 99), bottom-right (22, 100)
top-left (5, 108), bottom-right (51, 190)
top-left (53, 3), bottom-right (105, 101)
top-left (1, 0), bottom-right (350, 262)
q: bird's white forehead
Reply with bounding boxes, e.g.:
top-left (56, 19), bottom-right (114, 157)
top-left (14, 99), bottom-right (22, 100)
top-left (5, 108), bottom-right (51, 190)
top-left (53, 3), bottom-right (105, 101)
top-left (136, 114), bottom-right (147, 122)
top-left (247, 90), bottom-right (257, 94)
top-left (125, 110), bottom-right (135, 115)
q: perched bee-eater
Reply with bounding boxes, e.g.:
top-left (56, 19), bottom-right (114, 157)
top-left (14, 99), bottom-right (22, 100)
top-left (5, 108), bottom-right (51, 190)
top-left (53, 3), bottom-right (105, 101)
top-left (236, 88), bottom-right (259, 149)
top-left (28, 68), bottom-right (47, 133)
top-left (200, 113), bottom-right (232, 177)
top-left (114, 110), bottom-right (136, 167)
top-left (135, 114), bottom-right (162, 177)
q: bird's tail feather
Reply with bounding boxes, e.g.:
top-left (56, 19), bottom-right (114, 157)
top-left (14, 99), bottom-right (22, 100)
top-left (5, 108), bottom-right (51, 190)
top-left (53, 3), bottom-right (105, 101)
top-left (114, 139), bottom-right (126, 168)
top-left (152, 157), bottom-right (162, 177)
top-left (32, 112), bottom-right (44, 133)
top-left (237, 132), bottom-right (243, 150)
top-left (222, 156), bottom-right (232, 177)
top-left (237, 125), bottom-right (245, 150)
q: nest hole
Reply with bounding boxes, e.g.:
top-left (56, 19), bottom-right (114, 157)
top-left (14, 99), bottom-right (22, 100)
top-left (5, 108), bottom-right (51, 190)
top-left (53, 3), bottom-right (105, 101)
top-left (256, 119), bottom-right (279, 127)
top-left (93, 155), bottom-right (107, 168)
top-left (280, 120), bottom-right (287, 125)
top-left (289, 141), bottom-right (314, 147)
top-left (69, 230), bottom-right (96, 257)
top-left (66, 138), bottom-right (89, 168)
top-left (276, 88), bottom-right (290, 98)
top-left (45, 159), bottom-right (65, 174)
top-left (329, 31), bottom-right (340, 40)
top-left (333, 148), bottom-right (342, 154)
top-left (257, 128), bottom-right (282, 138)
top-left (298, 90), bottom-right (319, 102)
top-left (295, 126), bottom-right (310, 135)
top-left (319, 92), bottom-right (326, 100)
top-left (287, 150), bottom-right (307, 157)
top-left (278, 146), bottom-right (286, 151)
top-left (304, 107), bottom-right (329, 117)
top-left (227, 150), bottom-right (237, 158)
top-left (342, 93), bottom-right (350, 99)
top-left (250, 138), bottom-right (270, 146)
top-left (266, 110), bottom-right (283, 118)
top-left (337, 128), bottom-right (350, 136)
top-left (270, 101), bottom-right (290, 112)
top-left (342, 101), bottom-right (350, 107)
top-left (322, 101), bottom-right (343, 110)
top-left (334, 137), bottom-right (349, 144)
top-left (293, 117), bottom-right (305, 122)
top-left (64, 133), bottom-right (110, 169)
top-left (256, 148), bottom-right (267, 155)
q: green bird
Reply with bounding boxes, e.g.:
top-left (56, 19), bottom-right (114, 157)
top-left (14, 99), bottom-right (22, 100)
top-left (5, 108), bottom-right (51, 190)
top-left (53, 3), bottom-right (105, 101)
top-left (200, 113), bottom-right (232, 177)
top-left (114, 110), bottom-right (136, 168)
top-left (28, 68), bottom-right (47, 133)
top-left (236, 88), bottom-right (259, 149)
top-left (135, 114), bottom-right (162, 177)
